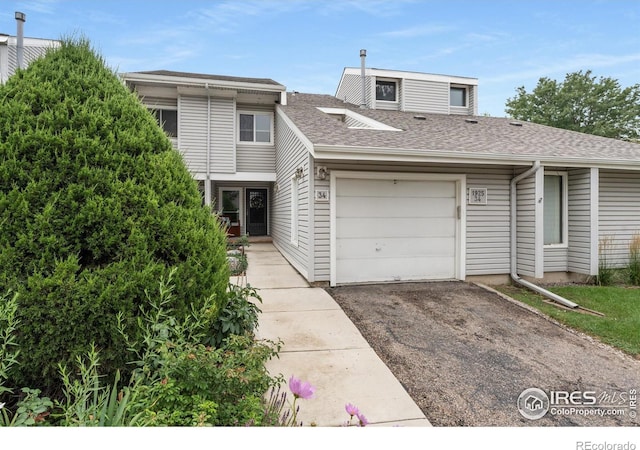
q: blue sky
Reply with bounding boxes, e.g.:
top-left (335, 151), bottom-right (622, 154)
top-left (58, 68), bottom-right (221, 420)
top-left (2, 0), bottom-right (640, 117)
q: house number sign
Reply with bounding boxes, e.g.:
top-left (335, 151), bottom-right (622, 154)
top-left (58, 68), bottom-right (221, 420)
top-left (468, 188), bottom-right (487, 205)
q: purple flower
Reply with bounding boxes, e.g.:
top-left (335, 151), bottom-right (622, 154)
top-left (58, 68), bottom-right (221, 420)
top-left (345, 403), bottom-right (360, 417)
top-left (288, 375), bottom-right (315, 399)
top-left (357, 412), bottom-right (369, 427)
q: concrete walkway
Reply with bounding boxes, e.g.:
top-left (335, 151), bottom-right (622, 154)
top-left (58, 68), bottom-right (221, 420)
top-left (245, 242), bottom-right (431, 427)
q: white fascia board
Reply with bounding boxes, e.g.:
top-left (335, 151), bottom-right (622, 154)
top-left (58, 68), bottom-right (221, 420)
top-left (312, 144), bottom-right (640, 170)
top-left (316, 107), bottom-right (402, 131)
top-left (342, 67), bottom-right (478, 86)
top-left (121, 72), bottom-right (285, 93)
top-left (275, 106), bottom-right (316, 156)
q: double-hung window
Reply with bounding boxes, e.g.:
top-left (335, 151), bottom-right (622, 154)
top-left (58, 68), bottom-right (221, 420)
top-left (544, 173), bottom-right (568, 246)
top-left (238, 112), bottom-right (273, 144)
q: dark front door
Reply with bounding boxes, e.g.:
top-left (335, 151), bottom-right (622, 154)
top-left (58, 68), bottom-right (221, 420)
top-left (246, 189), bottom-right (268, 236)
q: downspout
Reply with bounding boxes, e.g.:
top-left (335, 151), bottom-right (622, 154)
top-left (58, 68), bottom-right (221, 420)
top-left (510, 161), bottom-right (579, 309)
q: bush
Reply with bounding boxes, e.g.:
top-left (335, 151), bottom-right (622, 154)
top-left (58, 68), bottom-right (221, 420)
top-left (628, 234), bottom-right (640, 285)
top-left (0, 38), bottom-right (229, 393)
top-left (208, 284), bottom-right (262, 347)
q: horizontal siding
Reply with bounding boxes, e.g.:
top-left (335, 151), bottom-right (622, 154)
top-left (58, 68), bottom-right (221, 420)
top-left (568, 168), bottom-right (593, 274)
top-left (141, 97), bottom-right (177, 109)
top-left (178, 95), bottom-right (208, 173)
top-left (272, 110), bottom-right (310, 276)
top-left (209, 98), bottom-right (235, 173)
top-left (599, 170), bottom-right (640, 267)
top-left (544, 247), bottom-right (568, 272)
top-left (236, 104), bottom-right (276, 173)
top-left (403, 79), bottom-right (449, 114)
top-left (336, 73), bottom-right (370, 107)
top-left (516, 174), bottom-right (536, 277)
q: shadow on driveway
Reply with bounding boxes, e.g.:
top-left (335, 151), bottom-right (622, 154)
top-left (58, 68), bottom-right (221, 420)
top-left (326, 281), bottom-right (640, 426)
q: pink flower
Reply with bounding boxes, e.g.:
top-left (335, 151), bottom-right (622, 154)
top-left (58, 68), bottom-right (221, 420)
top-left (288, 375), bottom-right (315, 399)
top-left (345, 403), bottom-right (360, 417)
top-left (357, 412), bottom-right (369, 427)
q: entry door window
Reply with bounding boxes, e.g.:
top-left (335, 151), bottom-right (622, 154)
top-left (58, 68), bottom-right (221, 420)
top-left (221, 190), bottom-right (240, 225)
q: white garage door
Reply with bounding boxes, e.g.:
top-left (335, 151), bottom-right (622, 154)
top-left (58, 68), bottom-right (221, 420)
top-left (334, 175), bottom-right (460, 284)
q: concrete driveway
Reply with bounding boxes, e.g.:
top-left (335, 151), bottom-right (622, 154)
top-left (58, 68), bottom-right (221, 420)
top-left (326, 281), bottom-right (640, 426)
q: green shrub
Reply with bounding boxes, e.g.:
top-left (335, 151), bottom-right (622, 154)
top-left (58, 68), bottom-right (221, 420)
top-left (208, 284), bottom-right (262, 347)
top-left (0, 38), bottom-right (229, 393)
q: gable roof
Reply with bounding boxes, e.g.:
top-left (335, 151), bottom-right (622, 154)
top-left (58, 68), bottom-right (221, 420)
top-left (279, 92), bottom-right (640, 168)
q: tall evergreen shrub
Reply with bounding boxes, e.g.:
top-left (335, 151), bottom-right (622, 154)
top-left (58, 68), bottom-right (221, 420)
top-left (0, 38), bottom-right (229, 391)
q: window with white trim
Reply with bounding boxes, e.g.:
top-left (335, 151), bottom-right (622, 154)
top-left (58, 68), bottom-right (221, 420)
top-left (544, 173), bottom-right (568, 246)
top-left (450, 86), bottom-right (467, 107)
top-left (238, 112), bottom-right (273, 144)
top-left (290, 176), bottom-right (299, 245)
top-left (375, 79), bottom-right (398, 102)
top-left (151, 109), bottom-right (177, 137)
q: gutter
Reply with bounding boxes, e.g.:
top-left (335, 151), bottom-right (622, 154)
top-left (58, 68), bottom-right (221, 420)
top-left (509, 161), bottom-right (579, 309)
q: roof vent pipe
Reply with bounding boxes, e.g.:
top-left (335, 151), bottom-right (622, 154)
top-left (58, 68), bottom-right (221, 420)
top-left (15, 11), bottom-right (26, 70)
top-left (360, 49), bottom-right (366, 109)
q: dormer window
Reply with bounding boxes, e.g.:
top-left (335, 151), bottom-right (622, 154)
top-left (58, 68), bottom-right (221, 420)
top-left (450, 86), bottom-right (467, 107)
top-left (376, 79), bottom-right (397, 102)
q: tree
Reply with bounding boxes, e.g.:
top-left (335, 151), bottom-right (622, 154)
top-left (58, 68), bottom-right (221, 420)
top-left (505, 70), bottom-right (640, 141)
top-left (0, 38), bottom-right (229, 392)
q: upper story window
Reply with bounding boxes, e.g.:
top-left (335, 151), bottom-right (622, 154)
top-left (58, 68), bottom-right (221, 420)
top-left (238, 112), bottom-right (273, 144)
top-left (376, 79), bottom-right (397, 102)
top-left (152, 109), bottom-right (177, 137)
top-left (450, 86), bottom-right (467, 107)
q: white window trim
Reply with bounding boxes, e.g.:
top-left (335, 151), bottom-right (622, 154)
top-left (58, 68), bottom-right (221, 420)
top-left (543, 171), bottom-right (568, 248)
top-left (449, 84), bottom-right (468, 108)
top-left (375, 77), bottom-right (399, 104)
top-left (237, 110), bottom-right (274, 145)
top-left (290, 176), bottom-right (299, 246)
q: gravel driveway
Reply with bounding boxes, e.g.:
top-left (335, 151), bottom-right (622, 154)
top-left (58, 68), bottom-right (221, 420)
top-left (325, 281), bottom-right (640, 426)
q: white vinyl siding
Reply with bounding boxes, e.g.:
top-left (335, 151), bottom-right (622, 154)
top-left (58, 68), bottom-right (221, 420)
top-left (335, 73), bottom-right (371, 107)
top-left (599, 170), bottom-right (640, 267)
top-left (272, 108), bottom-right (311, 278)
top-left (516, 173), bottom-right (538, 277)
top-left (403, 79), bottom-right (449, 114)
top-left (290, 176), bottom-right (299, 245)
top-left (177, 95), bottom-right (208, 173)
top-left (210, 98), bottom-right (236, 173)
top-left (568, 168), bottom-right (597, 275)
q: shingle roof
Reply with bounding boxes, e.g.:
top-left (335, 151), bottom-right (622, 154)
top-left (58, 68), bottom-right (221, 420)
top-left (131, 70), bottom-right (283, 87)
top-left (280, 93), bottom-right (640, 166)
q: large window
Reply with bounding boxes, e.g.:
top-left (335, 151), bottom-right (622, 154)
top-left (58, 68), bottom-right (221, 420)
top-left (152, 109), bottom-right (177, 137)
top-left (239, 112), bottom-right (272, 143)
top-left (376, 79), bottom-right (397, 102)
top-left (450, 86), bottom-right (467, 107)
top-left (544, 173), bottom-right (567, 246)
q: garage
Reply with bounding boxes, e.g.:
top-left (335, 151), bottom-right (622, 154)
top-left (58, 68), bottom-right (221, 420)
top-left (330, 172), bottom-right (465, 285)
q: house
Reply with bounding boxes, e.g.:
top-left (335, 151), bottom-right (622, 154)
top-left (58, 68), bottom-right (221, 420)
top-left (0, 13), bottom-right (60, 84)
top-left (122, 57), bottom-right (640, 287)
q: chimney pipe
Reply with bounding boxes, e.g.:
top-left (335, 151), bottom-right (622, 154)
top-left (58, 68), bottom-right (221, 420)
top-left (360, 49), bottom-right (366, 109)
top-left (15, 11), bottom-right (26, 70)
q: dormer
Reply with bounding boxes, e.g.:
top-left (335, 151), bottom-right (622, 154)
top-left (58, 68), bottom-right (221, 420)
top-left (336, 67), bottom-right (478, 116)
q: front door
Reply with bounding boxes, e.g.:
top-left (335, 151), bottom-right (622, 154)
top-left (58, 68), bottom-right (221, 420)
top-left (246, 189), bottom-right (268, 236)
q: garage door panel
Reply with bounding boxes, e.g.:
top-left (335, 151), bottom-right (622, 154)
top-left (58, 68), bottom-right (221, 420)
top-left (337, 236), bottom-right (456, 259)
top-left (334, 176), bottom-right (460, 284)
top-left (337, 178), bottom-right (455, 198)
top-left (336, 196), bottom-right (456, 218)
top-left (337, 217), bottom-right (456, 239)
top-left (337, 256), bottom-right (456, 283)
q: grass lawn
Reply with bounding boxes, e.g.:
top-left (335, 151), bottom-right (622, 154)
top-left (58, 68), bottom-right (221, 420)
top-left (496, 284), bottom-right (640, 357)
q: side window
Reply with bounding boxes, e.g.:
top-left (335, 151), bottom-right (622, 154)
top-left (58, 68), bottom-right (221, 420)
top-left (450, 86), bottom-right (467, 107)
top-left (544, 174), bottom-right (567, 246)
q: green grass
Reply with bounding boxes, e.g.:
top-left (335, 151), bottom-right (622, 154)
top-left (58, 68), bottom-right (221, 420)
top-left (497, 284), bottom-right (640, 356)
